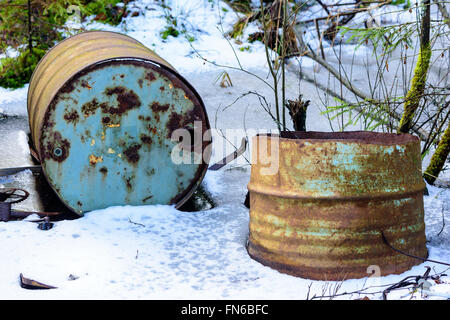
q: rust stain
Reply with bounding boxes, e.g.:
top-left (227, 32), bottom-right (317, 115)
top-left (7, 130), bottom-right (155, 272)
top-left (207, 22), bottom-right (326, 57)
top-left (104, 86), bottom-right (141, 115)
top-left (59, 81), bottom-right (75, 94)
top-left (99, 166), bottom-right (108, 177)
top-left (166, 110), bottom-right (197, 139)
top-left (81, 98), bottom-right (107, 117)
top-left (140, 134), bottom-right (153, 145)
top-left (102, 116), bottom-right (111, 124)
top-left (147, 126), bottom-right (158, 136)
top-left (41, 131), bottom-right (70, 162)
top-left (123, 143), bottom-right (141, 164)
top-left (247, 131), bottom-right (427, 280)
top-left (63, 109), bottom-right (79, 124)
top-left (138, 115), bottom-right (151, 121)
top-left (145, 72), bottom-right (156, 82)
top-left (81, 80), bottom-right (92, 89)
top-left (89, 154), bottom-right (103, 166)
top-left (124, 176), bottom-right (134, 191)
top-left (150, 102), bottom-right (170, 113)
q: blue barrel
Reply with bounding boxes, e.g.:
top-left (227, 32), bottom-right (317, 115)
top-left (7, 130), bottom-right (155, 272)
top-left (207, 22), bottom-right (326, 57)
top-left (27, 31), bottom-right (211, 214)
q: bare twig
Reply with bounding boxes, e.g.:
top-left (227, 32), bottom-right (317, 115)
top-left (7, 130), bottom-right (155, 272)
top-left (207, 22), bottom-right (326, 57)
top-left (298, 1), bottom-right (391, 25)
top-left (291, 26), bottom-right (431, 140)
top-left (128, 218), bottom-right (145, 228)
top-left (381, 231), bottom-right (450, 267)
top-left (437, 203), bottom-right (446, 237)
top-left (434, 0), bottom-right (450, 29)
top-left (261, 0), bottom-right (281, 131)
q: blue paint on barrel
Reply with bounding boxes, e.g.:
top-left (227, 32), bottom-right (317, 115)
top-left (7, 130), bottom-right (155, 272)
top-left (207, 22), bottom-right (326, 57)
top-left (29, 32), bottom-right (210, 215)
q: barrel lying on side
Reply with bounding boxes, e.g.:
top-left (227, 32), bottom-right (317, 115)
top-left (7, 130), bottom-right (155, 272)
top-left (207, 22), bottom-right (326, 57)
top-left (247, 131), bottom-right (427, 280)
top-left (27, 31), bottom-right (211, 214)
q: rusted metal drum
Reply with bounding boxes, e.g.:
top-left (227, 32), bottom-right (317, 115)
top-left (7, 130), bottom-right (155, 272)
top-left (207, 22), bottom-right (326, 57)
top-left (27, 31), bottom-right (210, 214)
top-left (247, 131), bottom-right (427, 280)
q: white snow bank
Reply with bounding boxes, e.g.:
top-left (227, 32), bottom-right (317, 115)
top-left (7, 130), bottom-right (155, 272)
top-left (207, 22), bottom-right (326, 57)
top-left (0, 85), bottom-right (28, 116)
top-left (0, 167), bottom-right (449, 300)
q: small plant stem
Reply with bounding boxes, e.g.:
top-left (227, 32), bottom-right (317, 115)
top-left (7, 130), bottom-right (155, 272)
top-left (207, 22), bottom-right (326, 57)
top-left (261, 0), bottom-right (281, 131)
top-left (281, 0), bottom-right (287, 130)
top-left (291, 26), bottom-right (430, 141)
top-left (314, 18), bottom-right (326, 60)
top-left (27, 0), bottom-right (33, 55)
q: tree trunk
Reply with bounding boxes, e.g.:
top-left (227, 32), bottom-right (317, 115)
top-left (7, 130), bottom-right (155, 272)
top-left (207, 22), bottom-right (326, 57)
top-left (398, 0), bottom-right (431, 134)
top-left (424, 123), bottom-right (450, 185)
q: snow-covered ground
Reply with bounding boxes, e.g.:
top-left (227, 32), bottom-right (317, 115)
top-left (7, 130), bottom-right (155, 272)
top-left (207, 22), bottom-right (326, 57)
top-left (0, 0), bottom-right (449, 300)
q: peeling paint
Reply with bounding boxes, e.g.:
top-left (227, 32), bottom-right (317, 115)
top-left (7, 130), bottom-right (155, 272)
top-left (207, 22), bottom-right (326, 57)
top-left (247, 131), bottom-right (427, 280)
top-left (28, 31), bottom-right (210, 214)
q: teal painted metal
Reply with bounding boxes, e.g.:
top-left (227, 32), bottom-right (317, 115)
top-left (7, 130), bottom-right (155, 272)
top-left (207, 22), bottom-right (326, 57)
top-left (40, 59), bottom-right (209, 214)
top-left (30, 37), bottom-right (210, 214)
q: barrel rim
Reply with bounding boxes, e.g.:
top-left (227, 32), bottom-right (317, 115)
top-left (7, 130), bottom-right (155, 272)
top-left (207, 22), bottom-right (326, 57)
top-left (257, 131), bottom-right (420, 146)
top-left (38, 56), bottom-right (211, 214)
top-left (247, 183), bottom-right (426, 200)
top-left (27, 31), bottom-right (168, 108)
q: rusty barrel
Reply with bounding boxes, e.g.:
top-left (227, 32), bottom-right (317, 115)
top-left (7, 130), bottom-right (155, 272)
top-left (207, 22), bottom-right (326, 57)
top-left (27, 31), bottom-right (210, 214)
top-left (247, 131), bottom-right (427, 280)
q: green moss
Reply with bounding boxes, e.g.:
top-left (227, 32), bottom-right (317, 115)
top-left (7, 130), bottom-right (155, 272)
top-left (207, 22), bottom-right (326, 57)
top-left (229, 18), bottom-right (248, 39)
top-left (84, 0), bottom-right (127, 26)
top-left (0, 0), bottom-right (129, 89)
top-left (0, 48), bottom-right (46, 89)
top-left (424, 123), bottom-right (450, 184)
top-left (160, 26), bottom-right (180, 40)
top-left (398, 43), bottom-right (432, 133)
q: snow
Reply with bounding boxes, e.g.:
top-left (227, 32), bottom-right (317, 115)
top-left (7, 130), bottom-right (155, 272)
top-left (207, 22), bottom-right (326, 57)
top-left (1, 166), bottom-right (449, 300)
top-left (0, 0), bottom-right (449, 300)
top-left (0, 85), bottom-right (28, 117)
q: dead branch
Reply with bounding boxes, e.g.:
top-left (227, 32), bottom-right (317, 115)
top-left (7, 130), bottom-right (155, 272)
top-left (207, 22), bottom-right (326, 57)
top-left (298, 1), bottom-right (391, 25)
top-left (128, 218), bottom-right (145, 227)
top-left (286, 95), bottom-right (310, 131)
top-left (324, 0), bottom-right (364, 42)
top-left (434, 0), bottom-right (450, 29)
top-left (382, 231), bottom-right (450, 267)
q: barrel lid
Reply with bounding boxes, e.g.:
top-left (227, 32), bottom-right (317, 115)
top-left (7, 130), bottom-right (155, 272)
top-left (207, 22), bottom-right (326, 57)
top-left (38, 57), bottom-right (210, 214)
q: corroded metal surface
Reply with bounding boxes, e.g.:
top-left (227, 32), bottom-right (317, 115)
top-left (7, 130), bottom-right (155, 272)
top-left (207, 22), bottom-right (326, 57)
top-left (27, 31), bottom-right (210, 214)
top-left (247, 131), bottom-right (427, 280)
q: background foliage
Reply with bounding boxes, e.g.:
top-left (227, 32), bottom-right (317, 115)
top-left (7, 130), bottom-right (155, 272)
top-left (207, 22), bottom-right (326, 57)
top-left (0, 0), bottom-right (129, 88)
